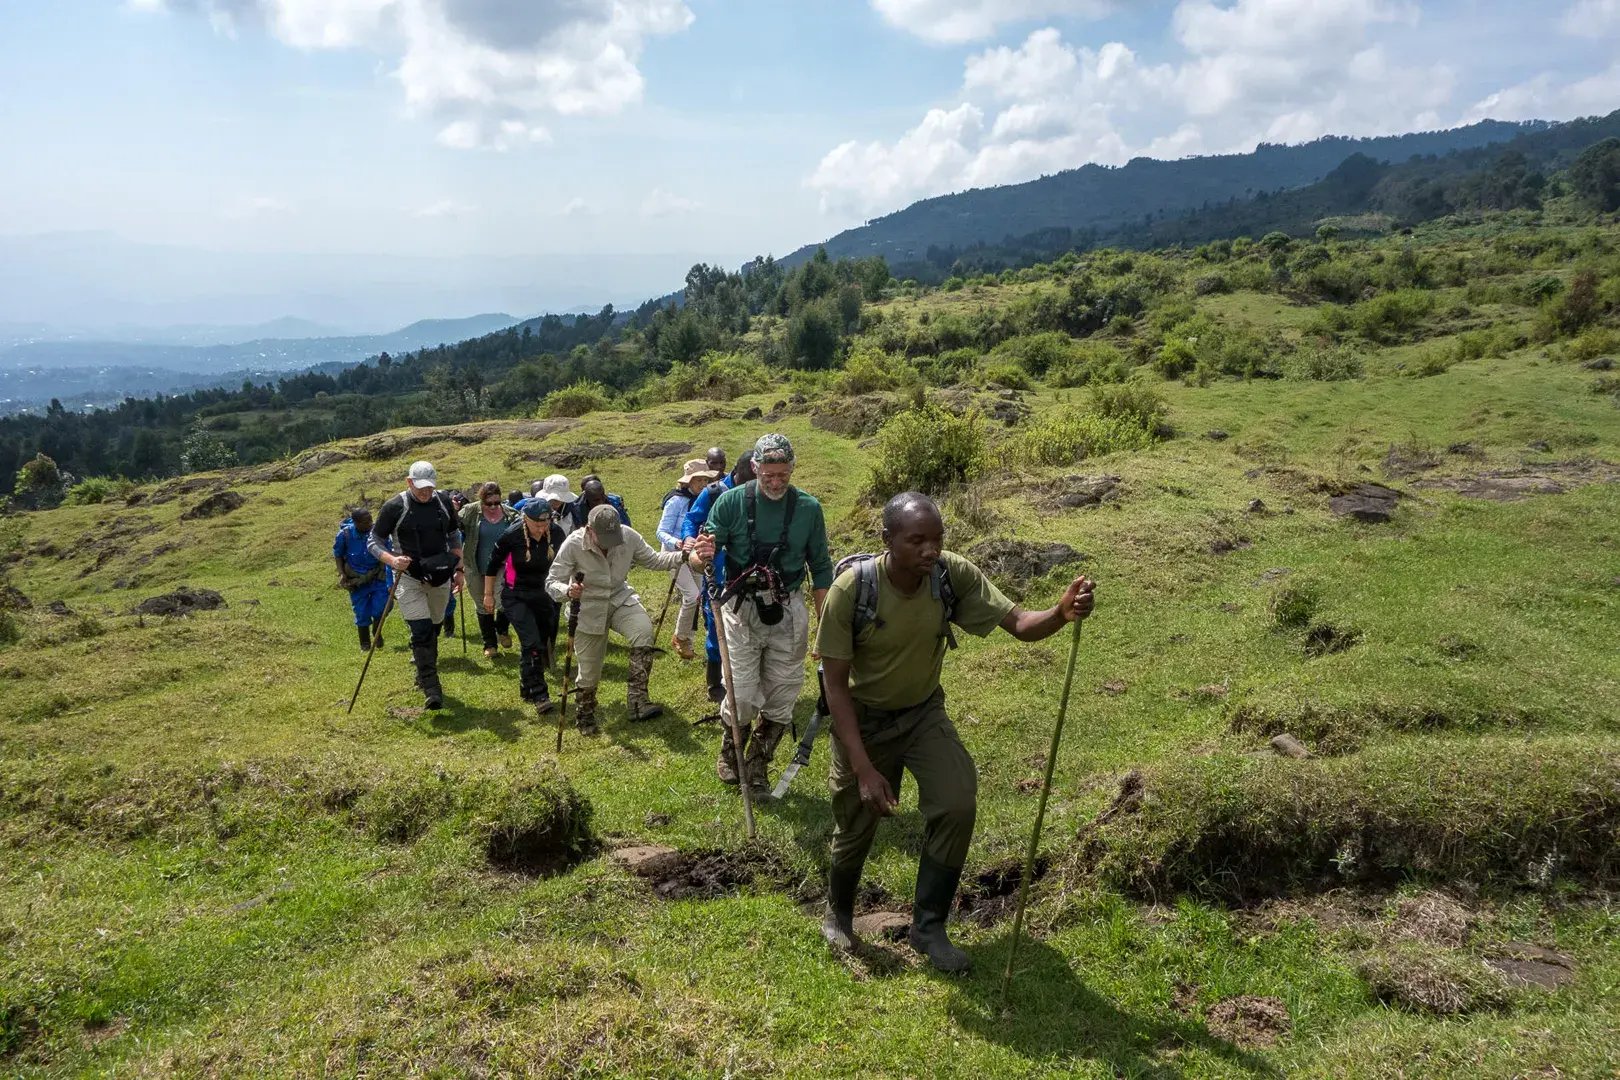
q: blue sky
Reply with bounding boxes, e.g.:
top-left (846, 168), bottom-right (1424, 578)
top-left (2, 1), bottom-right (1619, 325)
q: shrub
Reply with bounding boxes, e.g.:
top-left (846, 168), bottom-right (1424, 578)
top-left (980, 362), bottom-right (1032, 391)
top-left (1566, 326), bottom-right (1620, 362)
top-left (540, 379), bottom-right (614, 418)
top-left (1010, 412), bottom-right (1155, 466)
top-left (1351, 289), bottom-right (1437, 343)
top-left (62, 477), bottom-right (134, 506)
top-left (912, 346), bottom-right (979, 386)
top-left (869, 405), bottom-right (986, 500)
top-left (1405, 347), bottom-right (1453, 378)
top-left (1284, 345), bottom-right (1365, 381)
top-left (991, 331), bottom-right (1079, 377)
top-left (836, 346), bottom-right (915, 395)
top-left (651, 351), bottom-right (768, 403)
top-left (1091, 381), bottom-right (1168, 434)
top-left (14, 453), bottom-right (60, 493)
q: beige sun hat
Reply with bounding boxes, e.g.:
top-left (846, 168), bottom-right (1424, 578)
top-left (678, 458), bottom-right (719, 486)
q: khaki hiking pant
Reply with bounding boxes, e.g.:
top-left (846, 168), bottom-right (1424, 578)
top-left (573, 600), bottom-right (655, 690)
top-left (394, 573), bottom-right (451, 624)
top-left (672, 564), bottom-right (703, 644)
top-left (719, 592), bottom-right (808, 729)
top-left (828, 688), bottom-right (978, 872)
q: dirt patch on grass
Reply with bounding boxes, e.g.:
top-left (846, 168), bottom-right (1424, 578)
top-left (180, 490), bottom-right (246, 520)
top-left (1358, 945), bottom-right (1510, 1014)
top-left (1485, 942), bottom-right (1577, 989)
top-left (1031, 473), bottom-right (1122, 512)
top-left (956, 855), bottom-right (1050, 927)
top-left (132, 587), bottom-right (227, 617)
top-left (967, 539), bottom-right (1085, 589)
top-left (535, 441), bottom-right (693, 470)
top-left (1206, 996), bottom-right (1290, 1049)
top-left (619, 843), bottom-right (796, 901)
top-left (1411, 460), bottom-right (1620, 501)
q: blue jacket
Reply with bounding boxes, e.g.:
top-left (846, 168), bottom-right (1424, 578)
top-left (334, 521), bottom-right (392, 580)
top-left (681, 475), bottom-right (736, 582)
top-left (567, 492), bottom-right (630, 530)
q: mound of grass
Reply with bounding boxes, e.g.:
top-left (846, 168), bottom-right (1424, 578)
top-left (1076, 737), bottom-right (1620, 900)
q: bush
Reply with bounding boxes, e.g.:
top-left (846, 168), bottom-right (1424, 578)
top-left (649, 351), bottom-right (768, 403)
top-left (540, 379), bottom-right (614, 419)
top-left (62, 477), bottom-right (134, 506)
top-left (869, 405), bottom-right (986, 500)
top-left (1351, 289), bottom-right (1437, 343)
top-left (1284, 345), bottom-right (1364, 381)
top-left (1091, 381), bottom-right (1168, 434)
top-left (1405, 347), bottom-right (1453, 378)
top-left (980, 362), bottom-right (1032, 391)
top-left (1010, 412), bottom-right (1156, 466)
top-left (14, 453), bottom-right (59, 493)
top-left (912, 346), bottom-right (979, 386)
top-left (991, 331), bottom-right (1079, 377)
top-left (836, 346), bottom-right (916, 395)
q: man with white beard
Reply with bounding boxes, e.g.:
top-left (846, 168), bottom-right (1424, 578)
top-left (701, 433), bottom-right (834, 792)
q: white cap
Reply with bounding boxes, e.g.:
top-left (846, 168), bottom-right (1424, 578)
top-left (407, 461), bottom-right (438, 489)
top-left (540, 473), bottom-right (575, 503)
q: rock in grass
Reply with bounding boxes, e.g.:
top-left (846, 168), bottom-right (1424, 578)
top-left (1329, 483), bottom-right (1400, 523)
top-left (852, 911), bottom-right (911, 941)
top-left (1485, 942), bottom-right (1577, 990)
top-left (609, 845), bottom-right (683, 878)
top-left (1270, 733), bottom-right (1312, 759)
top-left (180, 490), bottom-right (246, 521)
top-left (132, 587), bottom-right (227, 617)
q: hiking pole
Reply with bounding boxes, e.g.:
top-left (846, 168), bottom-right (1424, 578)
top-left (346, 588), bottom-right (397, 714)
top-left (1000, 616), bottom-right (1084, 1006)
top-left (650, 571), bottom-right (679, 651)
top-left (458, 577), bottom-right (467, 654)
top-left (557, 572), bottom-right (584, 753)
top-left (707, 565), bottom-right (756, 840)
top-left (771, 665), bottom-right (826, 800)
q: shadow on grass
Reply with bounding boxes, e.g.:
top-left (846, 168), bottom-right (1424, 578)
top-left (949, 937), bottom-right (1280, 1078)
top-left (421, 701), bottom-right (527, 741)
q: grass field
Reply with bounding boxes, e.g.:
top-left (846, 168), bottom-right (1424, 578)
top-left (3, 267), bottom-right (1620, 1077)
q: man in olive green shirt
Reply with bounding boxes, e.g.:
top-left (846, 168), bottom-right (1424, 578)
top-left (703, 433), bottom-right (834, 792)
top-left (816, 491), bottom-right (1094, 973)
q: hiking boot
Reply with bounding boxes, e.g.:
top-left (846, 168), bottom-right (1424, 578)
top-left (497, 632), bottom-right (513, 650)
top-left (822, 862), bottom-right (864, 954)
top-left (626, 646), bottom-right (664, 722)
top-left (716, 721), bottom-right (751, 785)
top-left (371, 619), bottom-right (385, 650)
top-left (533, 696), bottom-right (555, 717)
top-left (357, 625), bottom-right (372, 652)
top-left (483, 646), bottom-right (498, 660)
top-left (440, 618), bottom-right (455, 640)
top-left (742, 718), bottom-right (789, 793)
top-left (908, 856), bottom-right (971, 974)
top-left (671, 634), bottom-right (695, 661)
top-left (574, 685), bottom-right (600, 736)
top-left (706, 659), bottom-right (725, 703)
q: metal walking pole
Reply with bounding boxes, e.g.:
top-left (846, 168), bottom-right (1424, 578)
top-left (346, 587), bottom-right (397, 714)
top-left (1000, 616), bottom-right (1085, 1006)
top-left (459, 577), bottom-right (467, 654)
top-left (707, 564), bottom-right (756, 840)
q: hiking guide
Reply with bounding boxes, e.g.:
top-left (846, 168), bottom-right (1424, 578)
top-left (461, 481), bottom-right (518, 659)
top-left (483, 500), bottom-right (566, 715)
top-left (333, 506), bottom-right (391, 652)
top-left (702, 434), bottom-right (834, 792)
top-left (369, 461), bottom-right (464, 710)
top-left (546, 503), bottom-right (714, 733)
top-left (815, 491), bottom-right (1095, 973)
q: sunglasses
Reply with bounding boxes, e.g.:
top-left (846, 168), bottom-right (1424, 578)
top-left (482, 499), bottom-right (502, 506)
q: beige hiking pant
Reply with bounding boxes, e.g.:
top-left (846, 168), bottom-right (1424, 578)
top-left (573, 601), bottom-right (655, 689)
top-left (719, 591), bottom-right (808, 729)
top-left (672, 564), bottom-right (702, 643)
top-left (394, 573), bottom-right (451, 623)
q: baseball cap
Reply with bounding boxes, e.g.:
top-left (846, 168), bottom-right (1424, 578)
top-left (754, 433), bottom-right (794, 465)
top-left (522, 500), bottom-right (551, 521)
top-left (587, 502), bottom-right (624, 547)
top-left (407, 461), bottom-right (438, 489)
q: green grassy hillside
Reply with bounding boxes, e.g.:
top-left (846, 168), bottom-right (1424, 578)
top-left (3, 220), bottom-right (1620, 1077)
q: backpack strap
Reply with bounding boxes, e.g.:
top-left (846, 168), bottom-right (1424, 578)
top-left (744, 480), bottom-right (798, 573)
top-left (930, 561), bottom-right (959, 650)
top-left (852, 557), bottom-right (881, 639)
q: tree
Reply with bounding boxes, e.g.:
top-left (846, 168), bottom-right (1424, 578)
top-left (1569, 138), bottom-right (1620, 212)
top-left (787, 299), bottom-right (841, 370)
top-left (179, 429), bottom-right (238, 473)
top-left (15, 452), bottom-right (60, 493)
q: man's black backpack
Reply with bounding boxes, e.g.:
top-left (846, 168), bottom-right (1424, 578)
top-left (834, 552), bottom-right (958, 650)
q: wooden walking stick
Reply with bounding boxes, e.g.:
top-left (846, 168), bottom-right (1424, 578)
top-left (650, 572), bottom-right (679, 651)
top-left (707, 565), bottom-right (757, 840)
top-left (458, 576), bottom-right (467, 654)
top-left (557, 572), bottom-right (584, 753)
top-left (1000, 616), bottom-right (1084, 1005)
top-left (346, 588), bottom-right (397, 714)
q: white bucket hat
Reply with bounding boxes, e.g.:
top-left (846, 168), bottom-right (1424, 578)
top-left (539, 473), bottom-right (575, 503)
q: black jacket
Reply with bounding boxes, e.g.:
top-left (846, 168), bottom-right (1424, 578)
top-left (484, 520), bottom-right (566, 597)
top-left (370, 490), bottom-right (460, 565)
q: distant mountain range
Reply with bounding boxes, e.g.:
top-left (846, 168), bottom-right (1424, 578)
top-left (779, 118), bottom-right (1548, 275)
top-left (0, 313), bottom-right (520, 412)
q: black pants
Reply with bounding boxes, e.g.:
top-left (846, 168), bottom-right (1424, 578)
top-left (476, 610), bottom-right (511, 650)
top-left (500, 588), bottom-right (558, 702)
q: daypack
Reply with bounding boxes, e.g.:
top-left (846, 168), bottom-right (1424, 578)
top-left (834, 552), bottom-right (958, 650)
top-left (659, 486), bottom-right (686, 511)
top-left (396, 490), bottom-right (460, 586)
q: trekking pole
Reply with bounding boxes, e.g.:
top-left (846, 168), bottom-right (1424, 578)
top-left (650, 571), bottom-right (679, 650)
top-left (459, 577), bottom-right (467, 654)
top-left (557, 572), bottom-right (584, 754)
top-left (706, 564), bottom-right (756, 840)
top-left (346, 588), bottom-right (397, 714)
top-left (1000, 616), bottom-right (1084, 1006)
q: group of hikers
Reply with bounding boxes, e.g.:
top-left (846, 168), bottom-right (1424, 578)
top-left (332, 432), bottom-right (1095, 972)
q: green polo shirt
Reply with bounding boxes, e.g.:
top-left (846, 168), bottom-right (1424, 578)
top-left (706, 482), bottom-right (835, 592)
top-left (816, 550), bottom-right (1015, 710)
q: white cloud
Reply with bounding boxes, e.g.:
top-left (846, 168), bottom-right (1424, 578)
top-left (222, 195), bottom-right (293, 219)
top-left (559, 196), bottom-right (596, 216)
top-left (641, 187), bottom-right (701, 216)
top-left (1464, 62), bottom-right (1620, 123)
top-left (1560, 0), bottom-right (1620, 34)
top-left (870, 0), bottom-right (1112, 44)
top-left (810, 1), bottom-right (1460, 219)
top-left (129, 0), bottom-right (694, 149)
top-left (413, 198), bottom-right (476, 218)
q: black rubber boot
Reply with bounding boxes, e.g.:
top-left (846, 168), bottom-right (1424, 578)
top-left (909, 855), bottom-right (971, 973)
top-left (357, 624), bottom-right (371, 652)
top-left (706, 659), bottom-right (725, 704)
top-left (822, 862), bottom-right (864, 953)
top-left (412, 638), bottom-right (443, 709)
top-left (440, 616), bottom-right (455, 640)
